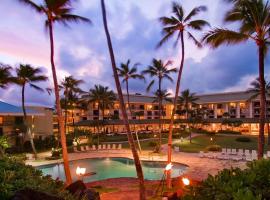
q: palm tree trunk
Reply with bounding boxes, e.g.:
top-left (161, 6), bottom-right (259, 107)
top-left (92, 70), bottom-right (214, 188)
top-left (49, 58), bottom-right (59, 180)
top-left (101, 1), bottom-right (146, 199)
top-left (48, 20), bottom-right (72, 184)
top-left (22, 84), bottom-right (37, 158)
top-left (158, 79), bottom-right (162, 152)
top-left (258, 45), bottom-right (266, 159)
top-left (167, 31), bottom-right (185, 188)
top-left (126, 81), bottom-right (142, 152)
top-left (64, 91), bottom-right (68, 134)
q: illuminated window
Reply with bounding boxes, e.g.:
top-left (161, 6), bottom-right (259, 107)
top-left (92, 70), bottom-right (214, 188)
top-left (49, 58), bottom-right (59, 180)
top-left (0, 117), bottom-right (3, 124)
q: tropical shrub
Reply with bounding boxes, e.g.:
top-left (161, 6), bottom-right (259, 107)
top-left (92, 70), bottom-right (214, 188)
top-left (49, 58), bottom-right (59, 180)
top-left (218, 130), bottom-right (242, 135)
top-left (235, 137), bottom-right (251, 143)
top-left (183, 159), bottom-right (270, 200)
top-left (205, 145), bottom-right (222, 152)
top-left (148, 141), bottom-right (158, 147)
top-left (0, 136), bottom-right (9, 157)
top-left (0, 157), bottom-right (75, 200)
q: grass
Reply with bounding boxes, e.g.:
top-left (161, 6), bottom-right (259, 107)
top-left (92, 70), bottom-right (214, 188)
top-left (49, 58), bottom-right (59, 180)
top-left (122, 138), bottom-right (168, 151)
top-left (174, 135), bottom-right (270, 153)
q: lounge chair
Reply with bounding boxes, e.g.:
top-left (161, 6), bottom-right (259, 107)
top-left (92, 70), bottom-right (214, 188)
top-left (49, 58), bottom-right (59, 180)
top-left (238, 149), bottom-right (244, 156)
top-left (221, 148), bottom-right (226, 155)
top-left (174, 146), bottom-right (180, 152)
top-left (85, 145), bottom-right (90, 151)
top-left (267, 151), bottom-right (270, 158)
top-left (80, 146), bottom-right (85, 151)
top-left (244, 150), bottom-right (250, 156)
top-left (231, 149), bottom-right (237, 155)
top-left (107, 144), bottom-right (111, 150)
top-left (112, 144), bottom-right (116, 150)
top-left (217, 154), bottom-right (229, 160)
top-left (102, 144), bottom-right (106, 150)
top-left (98, 145), bottom-right (102, 150)
top-left (92, 145), bottom-right (96, 150)
top-left (199, 151), bottom-right (205, 158)
top-left (226, 149), bottom-right (232, 155)
top-left (73, 146), bottom-right (79, 153)
top-left (118, 144), bottom-right (122, 150)
top-left (264, 154), bottom-right (268, 159)
top-left (251, 150), bottom-right (257, 155)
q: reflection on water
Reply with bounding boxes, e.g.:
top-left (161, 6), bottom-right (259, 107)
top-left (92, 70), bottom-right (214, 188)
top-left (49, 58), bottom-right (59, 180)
top-left (37, 157), bottom-right (188, 183)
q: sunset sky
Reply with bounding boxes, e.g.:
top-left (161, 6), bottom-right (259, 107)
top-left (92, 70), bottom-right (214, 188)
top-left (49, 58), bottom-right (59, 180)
top-left (0, 0), bottom-right (269, 107)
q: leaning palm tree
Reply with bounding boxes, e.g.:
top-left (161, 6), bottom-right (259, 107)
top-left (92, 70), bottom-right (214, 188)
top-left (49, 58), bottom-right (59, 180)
top-left (60, 76), bottom-right (84, 133)
top-left (18, 0), bottom-right (91, 184)
top-left (15, 64), bottom-right (48, 158)
top-left (153, 89), bottom-right (172, 149)
top-left (247, 77), bottom-right (270, 145)
top-left (117, 60), bottom-right (145, 152)
top-left (143, 59), bottom-right (177, 152)
top-left (202, 0), bottom-right (270, 158)
top-left (0, 63), bottom-right (14, 89)
top-left (101, 0), bottom-right (146, 199)
top-left (158, 1), bottom-right (209, 187)
top-left (178, 89), bottom-right (198, 143)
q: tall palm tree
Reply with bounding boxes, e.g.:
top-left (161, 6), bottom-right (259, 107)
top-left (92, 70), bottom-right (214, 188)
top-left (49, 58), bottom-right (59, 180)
top-left (202, 0), bottom-right (270, 158)
top-left (18, 0), bottom-right (91, 184)
top-left (153, 89), bottom-right (172, 148)
top-left (15, 64), bottom-right (48, 158)
top-left (158, 2), bottom-right (209, 187)
top-left (0, 63), bottom-right (14, 89)
top-left (101, 0), bottom-right (146, 199)
top-left (247, 77), bottom-right (270, 145)
top-left (117, 59), bottom-right (145, 152)
top-left (60, 76), bottom-right (84, 133)
top-left (178, 89), bottom-right (198, 143)
top-left (143, 59), bottom-right (177, 152)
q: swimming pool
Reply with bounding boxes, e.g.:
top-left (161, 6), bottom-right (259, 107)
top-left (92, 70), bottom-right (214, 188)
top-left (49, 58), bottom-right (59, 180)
top-left (37, 157), bottom-right (188, 182)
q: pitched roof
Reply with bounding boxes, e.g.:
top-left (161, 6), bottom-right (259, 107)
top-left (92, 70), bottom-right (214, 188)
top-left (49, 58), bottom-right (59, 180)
top-left (0, 101), bottom-right (44, 116)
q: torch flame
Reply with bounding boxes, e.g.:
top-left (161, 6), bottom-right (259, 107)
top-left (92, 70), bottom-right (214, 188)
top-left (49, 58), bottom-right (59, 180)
top-left (165, 163), bottom-right (173, 171)
top-left (76, 166), bottom-right (86, 176)
top-left (182, 177), bottom-right (190, 186)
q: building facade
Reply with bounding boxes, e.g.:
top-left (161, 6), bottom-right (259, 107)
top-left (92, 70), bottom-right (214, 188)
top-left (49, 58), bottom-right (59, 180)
top-left (70, 91), bottom-right (269, 135)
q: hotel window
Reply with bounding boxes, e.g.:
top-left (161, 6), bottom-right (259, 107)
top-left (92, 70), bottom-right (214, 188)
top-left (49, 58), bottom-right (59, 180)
top-left (147, 111), bottom-right (152, 116)
top-left (114, 103), bottom-right (120, 109)
top-left (93, 110), bottom-right (99, 116)
top-left (0, 117), bottom-right (3, 124)
top-left (230, 103), bottom-right (236, 108)
top-left (139, 105), bottom-right (145, 110)
top-left (15, 117), bottom-right (23, 125)
top-left (153, 105), bottom-right (159, 110)
top-left (217, 104), bottom-right (222, 109)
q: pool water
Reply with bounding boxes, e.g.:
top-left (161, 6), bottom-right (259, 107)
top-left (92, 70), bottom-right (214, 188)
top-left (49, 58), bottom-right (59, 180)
top-left (37, 157), bottom-right (188, 182)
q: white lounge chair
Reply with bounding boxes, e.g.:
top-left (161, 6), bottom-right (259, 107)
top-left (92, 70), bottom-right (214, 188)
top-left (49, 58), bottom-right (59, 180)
top-left (231, 149), bottom-right (237, 155)
top-left (112, 144), bottom-right (116, 149)
top-left (264, 154), bottom-right (268, 159)
top-left (238, 149), bottom-right (244, 156)
top-left (221, 148), bottom-right (226, 155)
top-left (85, 145), bottom-right (90, 151)
top-left (73, 146), bottom-right (79, 153)
top-left (98, 145), bottom-right (102, 150)
top-left (217, 154), bottom-right (229, 160)
top-left (244, 150), bottom-right (250, 156)
top-left (80, 146), bottom-right (85, 151)
top-left (199, 151), bottom-right (205, 158)
top-left (102, 144), bottom-right (106, 150)
top-left (174, 146), bottom-right (180, 152)
top-left (227, 149), bottom-right (232, 155)
top-left (92, 145), bottom-right (96, 150)
top-left (267, 151), bottom-right (270, 158)
top-left (118, 144), bottom-right (122, 150)
top-left (252, 150), bottom-right (257, 155)
top-left (107, 144), bottom-right (111, 150)
top-left (245, 153), bottom-right (252, 161)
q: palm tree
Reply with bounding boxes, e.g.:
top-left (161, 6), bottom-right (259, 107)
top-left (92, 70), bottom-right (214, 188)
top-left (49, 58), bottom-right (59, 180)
top-left (117, 59), bottom-right (145, 152)
top-left (100, 0), bottom-right (146, 199)
top-left (247, 77), bottom-right (270, 145)
top-left (60, 76), bottom-right (84, 133)
top-left (85, 85), bottom-right (116, 144)
top-left (178, 89), bottom-right (198, 143)
top-left (15, 64), bottom-right (48, 158)
top-left (202, 0), bottom-right (270, 158)
top-left (143, 59), bottom-right (177, 152)
top-left (158, 2), bottom-right (209, 187)
top-left (0, 63), bottom-right (14, 89)
top-left (153, 89), bottom-right (172, 148)
top-left (18, 0), bottom-right (91, 184)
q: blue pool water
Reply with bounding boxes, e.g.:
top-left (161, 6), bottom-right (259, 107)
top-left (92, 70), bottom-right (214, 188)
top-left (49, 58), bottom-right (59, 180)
top-left (37, 157), bottom-right (188, 182)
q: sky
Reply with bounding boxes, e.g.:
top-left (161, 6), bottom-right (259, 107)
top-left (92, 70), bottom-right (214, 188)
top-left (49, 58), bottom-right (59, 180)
top-left (0, 0), bottom-right (269, 107)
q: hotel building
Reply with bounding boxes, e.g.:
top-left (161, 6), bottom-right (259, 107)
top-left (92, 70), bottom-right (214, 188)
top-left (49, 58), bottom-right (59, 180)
top-left (69, 91), bottom-right (270, 135)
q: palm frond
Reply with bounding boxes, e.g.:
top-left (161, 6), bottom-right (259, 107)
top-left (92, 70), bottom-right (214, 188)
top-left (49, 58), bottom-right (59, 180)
top-left (184, 6), bottom-right (207, 22)
top-left (202, 28), bottom-right (249, 48)
top-left (146, 80), bottom-right (155, 92)
top-left (156, 31), bottom-right (175, 49)
top-left (188, 20), bottom-right (210, 30)
top-left (187, 31), bottom-right (202, 48)
top-left (18, 0), bottom-right (43, 13)
top-left (54, 14), bottom-right (92, 27)
top-left (29, 83), bottom-right (44, 92)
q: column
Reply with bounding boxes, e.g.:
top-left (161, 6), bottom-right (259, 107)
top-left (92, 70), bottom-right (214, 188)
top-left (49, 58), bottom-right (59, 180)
top-left (236, 102), bottom-right (240, 118)
top-left (225, 103), bottom-right (229, 113)
top-left (214, 104), bottom-right (217, 119)
top-left (249, 102), bottom-right (253, 118)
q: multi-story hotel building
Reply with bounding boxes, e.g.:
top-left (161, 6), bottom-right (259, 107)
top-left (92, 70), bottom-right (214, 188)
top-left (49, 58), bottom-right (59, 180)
top-left (70, 91), bottom-right (270, 135)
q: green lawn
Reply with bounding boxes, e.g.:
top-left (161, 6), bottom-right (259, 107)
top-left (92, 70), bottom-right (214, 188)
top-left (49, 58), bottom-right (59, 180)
top-left (174, 135), bottom-right (270, 153)
top-left (122, 138), bottom-right (168, 151)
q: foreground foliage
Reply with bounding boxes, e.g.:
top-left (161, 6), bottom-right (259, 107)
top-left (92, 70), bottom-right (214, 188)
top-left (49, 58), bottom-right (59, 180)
top-left (183, 159), bottom-right (270, 200)
top-left (0, 157), bottom-right (74, 200)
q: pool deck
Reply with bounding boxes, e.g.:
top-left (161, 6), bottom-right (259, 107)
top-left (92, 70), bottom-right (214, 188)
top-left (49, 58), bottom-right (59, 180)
top-left (26, 149), bottom-right (247, 181)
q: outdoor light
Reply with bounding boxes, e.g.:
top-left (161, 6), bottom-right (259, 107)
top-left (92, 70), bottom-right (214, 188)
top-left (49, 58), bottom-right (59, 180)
top-left (210, 137), bottom-right (213, 141)
top-left (165, 163), bottom-right (173, 171)
top-left (182, 177), bottom-right (190, 186)
top-left (76, 166), bottom-right (86, 176)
